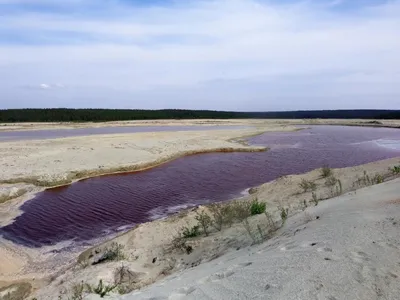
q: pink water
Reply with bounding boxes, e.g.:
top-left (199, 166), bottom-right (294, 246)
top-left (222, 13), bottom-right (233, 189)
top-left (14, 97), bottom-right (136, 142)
top-left (1, 126), bottom-right (400, 247)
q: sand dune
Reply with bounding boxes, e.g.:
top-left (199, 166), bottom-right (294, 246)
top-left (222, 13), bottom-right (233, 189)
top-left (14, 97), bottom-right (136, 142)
top-left (117, 178), bottom-right (400, 300)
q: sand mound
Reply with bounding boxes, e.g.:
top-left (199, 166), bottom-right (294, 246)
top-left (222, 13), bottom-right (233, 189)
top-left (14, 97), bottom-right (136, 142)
top-left (116, 178), bottom-right (400, 300)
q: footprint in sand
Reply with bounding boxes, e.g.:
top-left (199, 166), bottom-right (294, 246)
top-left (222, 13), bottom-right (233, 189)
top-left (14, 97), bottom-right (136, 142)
top-left (200, 261), bottom-right (253, 284)
top-left (168, 286), bottom-right (196, 299)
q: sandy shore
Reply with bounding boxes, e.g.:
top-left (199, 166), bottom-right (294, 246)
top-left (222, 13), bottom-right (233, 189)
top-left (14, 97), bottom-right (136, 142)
top-left (11, 156), bottom-right (399, 299)
top-left (0, 125), bottom-right (295, 287)
top-left (1, 118), bottom-right (400, 132)
top-left (0, 121), bottom-right (399, 299)
top-left (123, 177), bottom-right (400, 300)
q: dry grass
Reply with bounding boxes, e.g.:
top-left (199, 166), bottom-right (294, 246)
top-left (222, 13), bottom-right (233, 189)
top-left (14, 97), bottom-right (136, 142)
top-left (0, 283), bottom-right (32, 300)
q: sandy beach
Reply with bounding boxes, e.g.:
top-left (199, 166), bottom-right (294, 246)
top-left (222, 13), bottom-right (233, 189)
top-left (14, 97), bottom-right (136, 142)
top-left (1, 118), bottom-right (400, 132)
top-left (0, 120), bottom-right (399, 299)
top-left (0, 123), bottom-right (293, 287)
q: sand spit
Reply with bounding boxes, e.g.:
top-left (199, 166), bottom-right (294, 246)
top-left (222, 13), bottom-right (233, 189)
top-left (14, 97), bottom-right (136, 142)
top-left (1, 118), bottom-right (400, 132)
top-left (24, 157), bottom-right (400, 300)
top-left (0, 126), bottom-right (294, 286)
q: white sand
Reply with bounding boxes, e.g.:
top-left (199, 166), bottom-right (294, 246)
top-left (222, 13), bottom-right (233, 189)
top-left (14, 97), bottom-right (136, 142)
top-left (1, 118), bottom-right (400, 132)
top-left (27, 157), bottom-right (400, 300)
top-left (116, 178), bottom-right (400, 300)
top-left (0, 121), bottom-right (399, 299)
top-left (0, 124), bottom-right (295, 289)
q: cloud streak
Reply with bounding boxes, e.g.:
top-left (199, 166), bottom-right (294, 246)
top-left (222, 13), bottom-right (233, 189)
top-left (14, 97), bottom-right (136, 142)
top-left (0, 0), bottom-right (399, 110)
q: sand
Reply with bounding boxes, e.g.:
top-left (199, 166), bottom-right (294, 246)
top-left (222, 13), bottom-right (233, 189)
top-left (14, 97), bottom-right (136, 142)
top-left (0, 124), bottom-right (294, 289)
top-left (27, 157), bottom-right (400, 300)
top-left (119, 177), bottom-right (400, 300)
top-left (1, 118), bottom-right (400, 132)
top-left (0, 120), bottom-right (399, 299)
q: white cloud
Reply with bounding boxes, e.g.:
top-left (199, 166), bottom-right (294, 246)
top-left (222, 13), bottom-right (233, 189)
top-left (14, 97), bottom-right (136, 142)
top-left (0, 0), bottom-right (399, 109)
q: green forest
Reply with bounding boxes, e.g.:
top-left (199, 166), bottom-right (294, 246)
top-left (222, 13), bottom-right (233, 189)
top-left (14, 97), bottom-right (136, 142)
top-left (0, 109), bottom-right (399, 122)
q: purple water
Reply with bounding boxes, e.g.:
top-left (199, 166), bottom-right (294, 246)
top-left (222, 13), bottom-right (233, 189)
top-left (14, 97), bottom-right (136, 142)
top-left (1, 126), bottom-right (400, 247)
top-left (0, 125), bottom-right (245, 141)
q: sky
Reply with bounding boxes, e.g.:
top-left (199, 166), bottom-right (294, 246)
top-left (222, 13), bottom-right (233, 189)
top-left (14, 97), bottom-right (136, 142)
top-left (0, 0), bottom-right (399, 111)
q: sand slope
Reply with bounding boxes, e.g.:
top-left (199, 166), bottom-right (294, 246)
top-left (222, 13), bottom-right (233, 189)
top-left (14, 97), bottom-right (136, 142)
top-left (114, 178), bottom-right (400, 300)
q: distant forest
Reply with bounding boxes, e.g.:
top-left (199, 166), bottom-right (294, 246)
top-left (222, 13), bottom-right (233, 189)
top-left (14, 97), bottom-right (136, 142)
top-left (0, 109), bottom-right (399, 122)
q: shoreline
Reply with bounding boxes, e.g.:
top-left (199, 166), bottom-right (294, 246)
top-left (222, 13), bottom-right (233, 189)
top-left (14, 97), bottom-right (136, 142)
top-left (0, 127), bottom-right (275, 228)
top-left (1, 155), bottom-right (400, 296)
top-left (1, 122), bottom-right (400, 298)
top-left (1, 118), bottom-right (400, 133)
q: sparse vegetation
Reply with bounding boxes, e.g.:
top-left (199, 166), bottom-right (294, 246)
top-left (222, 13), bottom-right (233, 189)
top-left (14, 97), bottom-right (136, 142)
top-left (250, 198), bottom-right (266, 215)
top-left (311, 192), bottom-right (319, 206)
top-left (301, 199), bottom-right (308, 211)
top-left (99, 242), bottom-right (125, 263)
top-left (208, 202), bottom-right (235, 231)
top-left (114, 265), bottom-right (140, 294)
top-left (390, 165), bottom-right (400, 174)
top-left (325, 175), bottom-right (338, 187)
top-left (169, 233), bottom-right (193, 254)
top-left (280, 207), bottom-right (289, 224)
top-left (264, 211), bottom-right (277, 232)
top-left (241, 218), bottom-right (257, 243)
top-left (195, 211), bottom-right (212, 236)
top-left (86, 280), bottom-right (116, 298)
top-left (0, 283), bottom-right (32, 300)
top-left (181, 225), bottom-right (200, 238)
top-left (69, 282), bottom-right (85, 300)
top-left (320, 165), bottom-right (332, 178)
top-left (352, 171), bottom-right (386, 189)
top-left (231, 200), bottom-right (252, 222)
top-left (299, 179), bottom-right (317, 193)
top-left (373, 174), bottom-right (384, 184)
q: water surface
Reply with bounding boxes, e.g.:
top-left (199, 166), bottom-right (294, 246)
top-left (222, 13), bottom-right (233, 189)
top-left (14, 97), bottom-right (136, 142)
top-left (0, 125), bottom-right (245, 141)
top-left (1, 126), bottom-right (400, 247)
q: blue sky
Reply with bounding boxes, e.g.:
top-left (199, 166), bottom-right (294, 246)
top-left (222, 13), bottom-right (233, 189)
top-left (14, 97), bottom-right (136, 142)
top-left (0, 0), bottom-right (399, 110)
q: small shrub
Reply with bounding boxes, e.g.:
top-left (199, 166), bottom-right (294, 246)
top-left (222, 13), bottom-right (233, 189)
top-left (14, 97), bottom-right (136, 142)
top-left (373, 174), bottom-right (384, 184)
top-left (100, 243), bottom-right (125, 263)
top-left (169, 234), bottom-right (192, 254)
top-left (250, 198), bottom-right (266, 215)
top-left (242, 218), bottom-right (257, 244)
top-left (113, 265), bottom-right (140, 294)
top-left (87, 279), bottom-right (116, 298)
top-left (257, 224), bottom-right (265, 243)
top-left (280, 207), bottom-right (289, 224)
top-left (338, 179), bottom-right (343, 194)
top-left (299, 179), bottom-right (317, 193)
top-left (390, 165), bottom-right (400, 175)
top-left (264, 211), bottom-right (277, 232)
top-left (70, 282), bottom-right (85, 300)
top-left (181, 225), bottom-right (200, 238)
top-left (208, 202), bottom-right (235, 231)
top-left (232, 200), bottom-right (252, 222)
top-left (301, 199), bottom-right (308, 211)
top-left (311, 192), bottom-right (319, 206)
top-left (195, 211), bottom-right (212, 236)
top-left (325, 175), bottom-right (338, 187)
top-left (320, 165), bottom-right (332, 178)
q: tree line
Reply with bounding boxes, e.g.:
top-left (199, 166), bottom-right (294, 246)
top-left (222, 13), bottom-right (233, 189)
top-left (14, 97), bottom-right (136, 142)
top-left (0, 109), bottom-right (399, 122)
